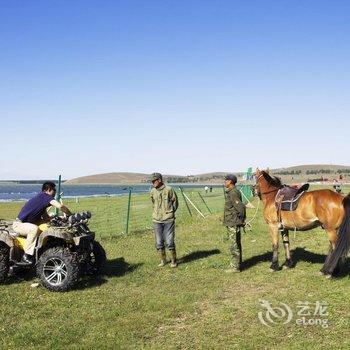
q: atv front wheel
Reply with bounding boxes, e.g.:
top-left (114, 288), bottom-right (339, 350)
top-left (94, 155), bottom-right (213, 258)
top-left (90, 241), bottom-right (106, 274)
top-left (37, 247), bottom-right (80, 292)
top-left (0, 243), bottom-right (10, 283)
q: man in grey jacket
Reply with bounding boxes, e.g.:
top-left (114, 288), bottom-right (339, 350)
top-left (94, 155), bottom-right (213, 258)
top-left (150, 173), bottom-right (179, 268)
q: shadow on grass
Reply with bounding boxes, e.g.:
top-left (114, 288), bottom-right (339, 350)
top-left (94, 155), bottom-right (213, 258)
top-left (103, 257), bottom-right (143, 277)
top-left (75, 258), bottom-right (143, 290)
top-left (5, 258), bottom-right (143, 290)
top-left (6, 268), bottom-right (37, 286)
top-left (240, 247), bottom-right (341, 271)
top-left (179, 249), bottom-right (221, 264)
top-left (241, 251), bottom-right (272, 271)
top-left (291, 247), bottom-right (326, 266)
top-left (291, 247), bottom-right (350, 276)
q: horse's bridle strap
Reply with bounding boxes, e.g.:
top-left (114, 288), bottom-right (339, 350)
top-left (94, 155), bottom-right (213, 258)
top-left (259, 188), bottom-right (280, 195)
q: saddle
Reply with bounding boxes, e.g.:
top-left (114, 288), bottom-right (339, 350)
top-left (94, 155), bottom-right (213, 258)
top-left (275, 184), bottom-right (309, 230)
top-left (275, 184), bottom-right (310, 212)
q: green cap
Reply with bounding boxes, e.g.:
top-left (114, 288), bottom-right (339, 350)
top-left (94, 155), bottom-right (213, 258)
top-left (151, 172), bottom-right (163, 182)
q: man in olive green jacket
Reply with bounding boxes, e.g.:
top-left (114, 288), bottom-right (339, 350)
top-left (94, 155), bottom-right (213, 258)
top-left (223, 174), bottom-right (246, 272)
top-left (150, 173), bottom-right (179, 268)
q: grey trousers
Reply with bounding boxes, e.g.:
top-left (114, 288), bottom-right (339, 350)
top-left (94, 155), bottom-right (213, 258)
top-left (154, 221), bottom-right (175, 251)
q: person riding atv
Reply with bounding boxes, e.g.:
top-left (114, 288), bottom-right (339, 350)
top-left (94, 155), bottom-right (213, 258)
top-left (12, 181), bottom-right (72, 265)
top-left (0, 211), bottom-right (106, 292)
top-left (0, 181), bottom-right (106, 292)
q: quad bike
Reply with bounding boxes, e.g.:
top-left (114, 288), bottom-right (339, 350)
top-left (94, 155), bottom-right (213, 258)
top-left (0, 212), bottom-right (106, 292)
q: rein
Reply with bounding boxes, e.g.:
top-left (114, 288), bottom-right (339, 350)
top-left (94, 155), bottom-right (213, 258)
top-left (259, 188), bottom-right (280, 196)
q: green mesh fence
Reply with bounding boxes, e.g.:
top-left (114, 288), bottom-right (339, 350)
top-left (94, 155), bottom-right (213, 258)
top-left (237, 185), bottom-right (254, 205)
top-left (0, 186), bottom-right (253, 240)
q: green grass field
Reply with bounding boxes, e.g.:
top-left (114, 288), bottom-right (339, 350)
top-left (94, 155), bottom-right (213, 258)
top-left (1, 187), bottom-right (350, 349)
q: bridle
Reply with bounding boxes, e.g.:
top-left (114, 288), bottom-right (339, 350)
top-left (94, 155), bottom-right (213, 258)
top-left (256, 173), bottom-right (281, 196)
top-left (259, 188), bottom-right (280, 196)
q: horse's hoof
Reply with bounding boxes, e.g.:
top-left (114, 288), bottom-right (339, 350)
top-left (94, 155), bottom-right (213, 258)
top-left (325, 274), bottom-right (333, 279)
top-left (283, 259), bottom-right (294, 269)
top-left (317, 271), bottom-right (325, 276)
top-left (269, 263), bottom-right (279, 272)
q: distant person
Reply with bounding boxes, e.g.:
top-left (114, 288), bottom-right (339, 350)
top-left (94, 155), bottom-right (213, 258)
top-left (223, 174), bottom-right (246, 272)
top-left (12, 182), bottom-right (72, 265)
top-left (333, 180), bottom-right (342, 194)
top-left (204, 186), bottom-right (209, 193)
top-left (150, 173), bottom-right (179, 268)
top-left (210, 186), bottom-right (213, 193)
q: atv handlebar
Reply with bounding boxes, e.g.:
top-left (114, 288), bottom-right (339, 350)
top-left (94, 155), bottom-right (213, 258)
top-left (51, 211), bottom-right (92, 228)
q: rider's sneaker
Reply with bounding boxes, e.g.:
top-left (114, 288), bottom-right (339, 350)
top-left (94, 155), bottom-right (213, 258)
top-left (17, 254), bottom-right (34, 266)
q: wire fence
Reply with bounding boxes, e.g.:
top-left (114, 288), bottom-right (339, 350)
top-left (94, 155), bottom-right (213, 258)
top-left (0, 186), bottom-right (254, 240)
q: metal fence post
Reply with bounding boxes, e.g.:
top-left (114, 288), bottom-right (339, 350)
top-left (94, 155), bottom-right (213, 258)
top-left (55, 174), bottom-right (62, 216)
top-left (125, 187), bottom-right (132, 234)
top-left (179, 187), bottom-right (192, 217)
top-left (198, 192), bottom-right (212, 214)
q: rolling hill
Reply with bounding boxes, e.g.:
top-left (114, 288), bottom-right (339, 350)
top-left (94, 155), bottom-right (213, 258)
top-left (65, 165), bottom-right (350, 184)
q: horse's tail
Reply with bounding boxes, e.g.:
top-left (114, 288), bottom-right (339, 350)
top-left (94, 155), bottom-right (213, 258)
top-left (322, 194), bottom-right (350, 275)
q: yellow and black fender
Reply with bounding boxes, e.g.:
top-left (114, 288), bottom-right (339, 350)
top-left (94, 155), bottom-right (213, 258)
top-left (10, 223), bottom-right (51, 251)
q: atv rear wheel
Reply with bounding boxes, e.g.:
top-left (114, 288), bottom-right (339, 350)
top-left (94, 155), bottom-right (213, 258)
top-left (0, 243), bottom-right (10, 283)
top-left (37, 247), bottom-right (79, 292)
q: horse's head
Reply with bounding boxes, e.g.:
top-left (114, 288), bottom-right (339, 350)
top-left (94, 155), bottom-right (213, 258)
top-left (255, 167), bottom-right (282, 199)
top-left (255, 168), bottom-right (263, 199)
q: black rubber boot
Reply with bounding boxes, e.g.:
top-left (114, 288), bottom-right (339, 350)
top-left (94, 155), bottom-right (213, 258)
top-left (17, 253), bottom-right (34, 266)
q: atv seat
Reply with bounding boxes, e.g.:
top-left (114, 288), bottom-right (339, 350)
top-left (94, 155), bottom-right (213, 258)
top-left (8, 222), bottom-right (49, 238)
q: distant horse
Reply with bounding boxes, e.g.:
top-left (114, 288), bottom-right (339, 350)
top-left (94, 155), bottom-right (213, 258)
top-left (255, 168), bottom-right (350, 276)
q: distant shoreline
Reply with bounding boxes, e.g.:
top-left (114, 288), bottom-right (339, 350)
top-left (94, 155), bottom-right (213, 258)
top-left (2, 163), bottom-right (350, 185)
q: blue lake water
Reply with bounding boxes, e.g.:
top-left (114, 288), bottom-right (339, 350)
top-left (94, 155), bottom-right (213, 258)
top-left (0, 183), bottom-right (221, 202)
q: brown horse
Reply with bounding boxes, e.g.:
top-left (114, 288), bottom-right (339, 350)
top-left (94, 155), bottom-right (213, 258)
top-left (255, 168), bottom-right (350, 276)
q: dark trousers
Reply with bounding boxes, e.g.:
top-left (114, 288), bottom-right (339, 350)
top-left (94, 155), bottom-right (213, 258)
top-left (154, 221), bottom-right (175, 251)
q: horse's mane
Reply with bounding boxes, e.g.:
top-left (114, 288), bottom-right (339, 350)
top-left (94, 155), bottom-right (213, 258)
top-left (261, 171), bottom-right (283, 188)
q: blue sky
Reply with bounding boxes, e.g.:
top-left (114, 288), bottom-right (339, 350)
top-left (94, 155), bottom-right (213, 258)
top-left (1, 0), bottom-right (349, 179)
